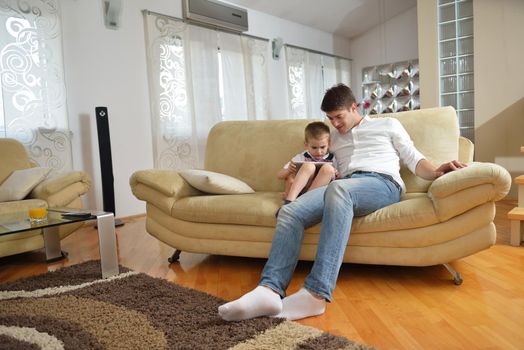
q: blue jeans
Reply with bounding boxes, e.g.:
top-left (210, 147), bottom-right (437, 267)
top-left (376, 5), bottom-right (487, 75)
top-left (259, 172), bottom-right (401, 301)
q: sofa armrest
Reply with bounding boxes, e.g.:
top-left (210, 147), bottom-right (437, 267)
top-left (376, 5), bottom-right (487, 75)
top-left (427, 162), bottom-right (511, 221)
top-left (29, 171), bottom-right (91, 208)
top-left (130, 169), bottom-right (202, 214)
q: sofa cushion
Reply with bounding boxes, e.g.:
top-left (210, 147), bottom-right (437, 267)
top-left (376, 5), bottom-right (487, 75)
top-left (349, 195), bottom-right (438, 233)
top-left (179, 169), bottom-right (254, 194)
top-left (171, 191), bottom-right (440, 232)
top-left (0, 167), bottom-right (51, 201)
top-left (172, 192), bottom-right (279, 227)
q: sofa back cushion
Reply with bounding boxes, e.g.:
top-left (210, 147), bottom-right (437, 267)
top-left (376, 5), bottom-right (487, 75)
top-left (204, 107), bottom-right (460, 193)
top-left (205, 119), bottom-right (311, 192)
top-left (385, 106), bottom-right (459, 193)
top-left (0, 138), bottom-right (32, 185)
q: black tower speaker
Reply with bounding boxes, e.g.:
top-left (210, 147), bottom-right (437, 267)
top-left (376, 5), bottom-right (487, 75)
top-left (95, 106), bottom-right (124, 227)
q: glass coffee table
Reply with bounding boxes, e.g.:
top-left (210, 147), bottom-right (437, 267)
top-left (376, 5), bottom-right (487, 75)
top-left (0, 209), bottom-right (119, 278)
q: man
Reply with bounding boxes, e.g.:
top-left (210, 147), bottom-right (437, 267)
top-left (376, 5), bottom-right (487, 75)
top-left (218, 84), bottom-right (466, 321)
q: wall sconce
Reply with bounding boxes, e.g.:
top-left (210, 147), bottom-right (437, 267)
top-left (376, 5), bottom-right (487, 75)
top-left (103, 0), bottom-right (122, 30)
top-left (272, 37), bottom-right (284, 60)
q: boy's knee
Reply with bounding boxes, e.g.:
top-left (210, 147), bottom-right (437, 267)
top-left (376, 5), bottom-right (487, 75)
top-left (319, 164), bottom-right (336, 176)
top-left (301, 163), bottom-right (316, 173)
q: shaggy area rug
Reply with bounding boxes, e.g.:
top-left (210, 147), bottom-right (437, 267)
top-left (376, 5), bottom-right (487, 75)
top-left (0, 261), bottom-right (375, 350)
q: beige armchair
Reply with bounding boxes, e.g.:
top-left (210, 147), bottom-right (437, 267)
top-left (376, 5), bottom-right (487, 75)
top-left (0, 138), bottom-right (91, 258)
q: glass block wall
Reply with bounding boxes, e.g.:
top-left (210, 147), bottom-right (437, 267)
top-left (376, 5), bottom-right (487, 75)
top-left (438, 0), bottom-right (474, 142)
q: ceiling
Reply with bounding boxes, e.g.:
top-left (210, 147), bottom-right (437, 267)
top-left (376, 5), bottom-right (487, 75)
top-left (225, 0), bottom-right (417, 39)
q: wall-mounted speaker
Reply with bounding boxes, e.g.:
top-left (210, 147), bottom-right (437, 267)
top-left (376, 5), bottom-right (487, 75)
top-left (95, 106), bottom-right (124, 227)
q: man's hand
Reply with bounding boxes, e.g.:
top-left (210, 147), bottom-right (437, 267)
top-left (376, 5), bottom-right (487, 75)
top-left (434, 160), bottom-right (467, 178)
top-left (416, 159), bottom-right (467, 180)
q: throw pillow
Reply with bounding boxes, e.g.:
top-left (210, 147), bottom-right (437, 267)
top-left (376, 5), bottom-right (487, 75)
top-left (179, 169), bottom-right (254, 195)
top-left (0, 167), bottom-right (52, 202)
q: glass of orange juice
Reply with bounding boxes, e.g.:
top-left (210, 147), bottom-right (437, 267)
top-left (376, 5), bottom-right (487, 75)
top-left (29, 207), bottom-right (48, 224)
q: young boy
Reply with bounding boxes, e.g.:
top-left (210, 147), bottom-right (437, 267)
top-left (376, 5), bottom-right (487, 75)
top-left (277, 121), bottom-right (337, 206)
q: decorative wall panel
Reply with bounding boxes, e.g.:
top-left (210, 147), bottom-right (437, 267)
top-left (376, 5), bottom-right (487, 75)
top-left (361, 59), bottom-right (419, 116)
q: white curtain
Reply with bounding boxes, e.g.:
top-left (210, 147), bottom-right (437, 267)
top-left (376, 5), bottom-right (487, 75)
top-left (187, 25), bottom-right (222, 164)
top-left (241, 36), bottom-right (269, 120)
top-left (218, 33), bottom-right (270, 121)
top-left (143, 16), bottom-right (197, 169)
top-left (0, 0), bottom-right (72, 172)
top-left (286, 46), bottom-right (352, 119)
top-left (143, 14), bottom-right (220, 169)
top-left (219, 32), bottom-right (247, 121)
top-left (321, 55), bottom-right (337, 91)
top-left (143, 11), bottom-right (269, 169)
top-left (285, 46), bottom-right (307, 118)
top-left (307, 52), bottom-right (323, 119)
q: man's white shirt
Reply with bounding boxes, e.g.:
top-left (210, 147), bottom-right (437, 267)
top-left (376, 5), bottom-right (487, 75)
top-left (330, 116), bottom-right (425, 192)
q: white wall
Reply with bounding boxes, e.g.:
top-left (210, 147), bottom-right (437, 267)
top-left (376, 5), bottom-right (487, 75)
top-left (416, 0), bottom-right (439, 109)
top-left (348, 6), bottom-right (418, 101)
top-left (473, 0), bottom-right (524, 198)
top-left (60, 0), bottom-right (350, 217)
top-left (474, 0), bottom-right (524, 128)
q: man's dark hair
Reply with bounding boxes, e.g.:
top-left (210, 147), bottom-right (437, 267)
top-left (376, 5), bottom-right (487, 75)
top-left (304, 121), bottom-right (330, 142)
top-left (321, 84), bottom-right (356, 113)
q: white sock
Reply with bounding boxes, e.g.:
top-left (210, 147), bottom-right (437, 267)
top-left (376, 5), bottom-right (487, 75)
top-left (276, 288), bottom-right (326, 321)
top-left (218, 286), bottom-right (282, 321)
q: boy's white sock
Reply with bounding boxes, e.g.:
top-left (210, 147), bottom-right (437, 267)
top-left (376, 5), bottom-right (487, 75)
top-left (276, 288), bottom-right (326, 321)
top-left (218, 286), bottom-right (282, 321)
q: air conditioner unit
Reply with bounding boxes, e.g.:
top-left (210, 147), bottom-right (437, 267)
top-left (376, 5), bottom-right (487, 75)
top-left (182, 0), bottom-right (248, 33)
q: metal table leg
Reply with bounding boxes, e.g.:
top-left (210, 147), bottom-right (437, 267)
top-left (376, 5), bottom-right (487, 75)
top-left (96, 212), bottom-right (119, 278)
top-left (43, 226), bottom-right (68, 262)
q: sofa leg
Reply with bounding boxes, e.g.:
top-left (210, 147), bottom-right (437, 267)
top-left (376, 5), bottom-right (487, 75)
top-left (443, 263), bottom-right (463, 285)
top-left (168, 249), bottom-right (181, 264)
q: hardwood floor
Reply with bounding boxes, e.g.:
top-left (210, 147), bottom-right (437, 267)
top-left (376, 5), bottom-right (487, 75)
top-left (1, 200), bottom-right (523, 349)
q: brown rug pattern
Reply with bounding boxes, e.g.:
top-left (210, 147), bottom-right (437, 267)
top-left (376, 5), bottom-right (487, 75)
top-left (0, 261), bottom-right (375, 349)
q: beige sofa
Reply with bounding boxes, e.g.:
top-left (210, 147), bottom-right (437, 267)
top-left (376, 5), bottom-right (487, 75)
top-left (130, 107), bottom-right (511, 283)
top-left (0, 138), bottom-right (91, 258)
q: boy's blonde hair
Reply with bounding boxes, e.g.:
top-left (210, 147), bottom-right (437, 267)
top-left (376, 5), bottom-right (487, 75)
top-left (304, 121), bottom-right (330, 142)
